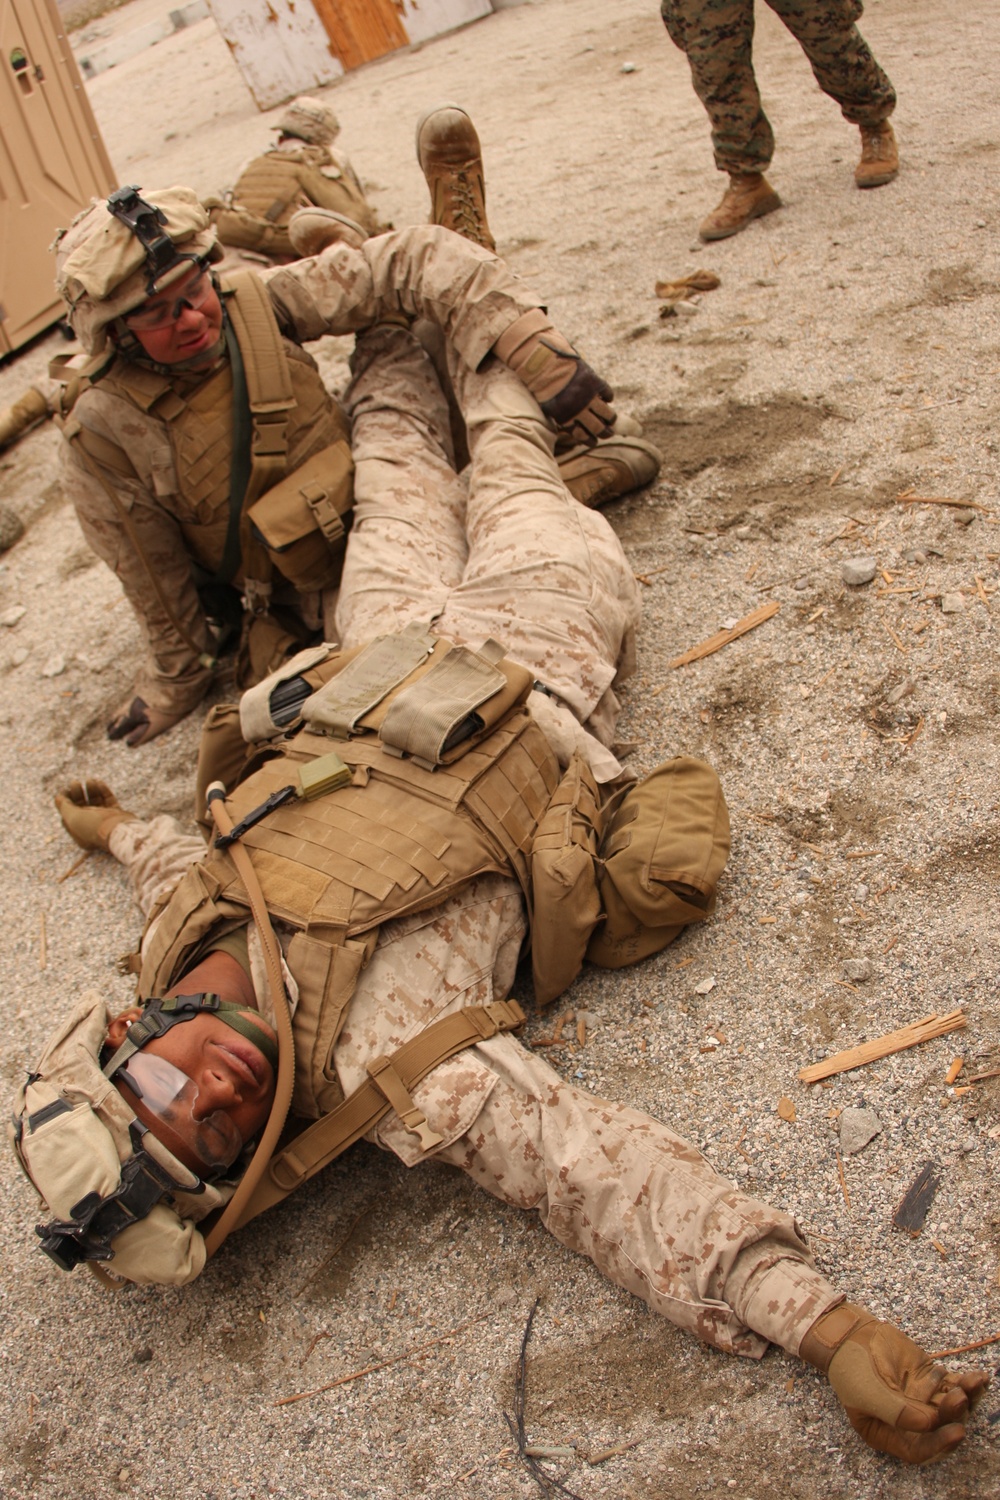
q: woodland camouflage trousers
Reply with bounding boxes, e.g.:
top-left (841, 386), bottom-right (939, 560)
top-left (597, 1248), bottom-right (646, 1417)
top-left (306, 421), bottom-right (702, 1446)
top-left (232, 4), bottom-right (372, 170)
top-left (660, 0), bottom-right (896, 173)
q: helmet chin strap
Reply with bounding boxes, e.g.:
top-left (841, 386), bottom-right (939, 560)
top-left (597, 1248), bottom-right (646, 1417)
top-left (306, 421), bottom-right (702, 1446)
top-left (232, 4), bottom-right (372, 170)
top-left (103, 993), bottom-right (279, 1080)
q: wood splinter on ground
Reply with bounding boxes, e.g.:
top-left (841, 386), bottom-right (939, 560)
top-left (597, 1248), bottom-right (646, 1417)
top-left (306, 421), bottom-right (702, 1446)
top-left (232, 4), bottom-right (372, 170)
top-left (656, 601), bottom-right (781, 684)
top-left (799, 1010), bottom-right (967, 1083)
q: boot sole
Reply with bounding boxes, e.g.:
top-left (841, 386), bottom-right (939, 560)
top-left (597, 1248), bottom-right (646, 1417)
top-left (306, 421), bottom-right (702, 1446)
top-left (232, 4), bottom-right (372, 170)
top-left (699, 192), bottom-right (782, 242)
top-left (855, 168), bottom-right (899, 188)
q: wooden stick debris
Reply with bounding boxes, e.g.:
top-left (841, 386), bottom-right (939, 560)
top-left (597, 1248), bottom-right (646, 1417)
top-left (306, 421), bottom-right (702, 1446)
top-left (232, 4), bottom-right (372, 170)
top-left (587, 1439), bottom-right (642, 1466)
top-left (56, 850), bottom-right (93, 883)
top-left (799, 1010), bottom-right (967, 1083)
top-left (897, 492), bottom-right (992, 514)
top-left (836, 1150), bottom-right (852, 1209)
top-left (967, 1066), bottom-right (1000, 1085)
top-left (275, 1313), bottom-right (490, 1405)
top-left (657, 600), bottom-right (780, 679)
top-left (295, 1210), bottom-right (367, 1297)
top-left (505, 1299), bottom-right (585, 1500)
top-left (931, 1331), bottom-right (1000, 1359)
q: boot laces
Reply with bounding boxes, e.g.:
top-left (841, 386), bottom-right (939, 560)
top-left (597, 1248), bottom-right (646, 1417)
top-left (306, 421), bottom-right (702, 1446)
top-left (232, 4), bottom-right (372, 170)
top-left (441, 168), bottom-right (490, 248)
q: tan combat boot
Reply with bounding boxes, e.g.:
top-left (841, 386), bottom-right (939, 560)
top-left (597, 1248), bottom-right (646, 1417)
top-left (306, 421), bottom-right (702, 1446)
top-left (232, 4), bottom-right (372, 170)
top-left (855, 121), bottom-right (899, 188)
top-left (699, 173), bottom-right (782, 242)
top-left (557, 434), bottom-right (662, 509)
top-left (415, 103), bottom-right (496, 252)
top-left (287, 207), bottom-right (370, 257)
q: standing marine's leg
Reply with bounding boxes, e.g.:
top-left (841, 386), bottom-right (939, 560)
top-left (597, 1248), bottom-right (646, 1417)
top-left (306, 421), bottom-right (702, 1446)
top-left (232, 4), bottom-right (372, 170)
top-left (765, 0), bottom-right (898, 186)
top-left (660, 0), bottom-right (783, 240)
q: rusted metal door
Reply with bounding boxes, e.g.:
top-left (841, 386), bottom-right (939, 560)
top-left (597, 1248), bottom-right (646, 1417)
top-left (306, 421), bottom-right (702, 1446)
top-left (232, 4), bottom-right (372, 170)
top-left (0, 0), bottom-right (115, 355)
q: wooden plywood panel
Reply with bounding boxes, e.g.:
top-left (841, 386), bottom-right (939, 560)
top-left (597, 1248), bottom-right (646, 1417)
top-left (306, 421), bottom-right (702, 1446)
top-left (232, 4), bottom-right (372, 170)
top-left (208, 0), bottom-right (344, 111)
top-left (398, 0), bottom-right (492, 47)
top-left (0, 0), bottom-right (116, 355)
top-left (312, 0), bottom-right (408, 71)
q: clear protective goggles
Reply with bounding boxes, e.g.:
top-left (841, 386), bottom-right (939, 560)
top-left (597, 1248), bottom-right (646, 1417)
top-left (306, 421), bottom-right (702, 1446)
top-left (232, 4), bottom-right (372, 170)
top-left (116, 1051), bottom-right (245, 1175)
top-left (123, 261), bottom-right (215, 332)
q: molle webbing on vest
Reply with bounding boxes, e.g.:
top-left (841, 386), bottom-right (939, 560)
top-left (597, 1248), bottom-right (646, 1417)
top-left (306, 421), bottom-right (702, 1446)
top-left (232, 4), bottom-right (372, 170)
top-left (221, 712), bottom-right (555, 935)
top-left (303, 625), bottom-right (437, 737)
top-left (137, 711), bottom-right (558, 1118)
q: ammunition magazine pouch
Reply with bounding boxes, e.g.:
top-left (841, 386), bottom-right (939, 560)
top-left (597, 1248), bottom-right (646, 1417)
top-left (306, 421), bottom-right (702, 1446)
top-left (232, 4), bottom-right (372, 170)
top-left (248, 438), bottom-right (354, 593)
top-left (301, 624), bottom-right (534, 768)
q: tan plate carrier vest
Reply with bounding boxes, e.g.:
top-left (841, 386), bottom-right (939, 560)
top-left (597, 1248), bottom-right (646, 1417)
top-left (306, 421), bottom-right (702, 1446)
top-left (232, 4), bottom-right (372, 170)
top-left (216, 146), bottom-right (376, 258)
top-left (57, 273), bottom-right (350, 649)
top-left (136, 663), bottom-right (561, 1129)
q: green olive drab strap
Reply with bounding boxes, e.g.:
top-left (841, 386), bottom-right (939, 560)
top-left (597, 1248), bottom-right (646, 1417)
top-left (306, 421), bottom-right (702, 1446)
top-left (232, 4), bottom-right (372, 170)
top-left (230, 998), bottom-right (526, 1231)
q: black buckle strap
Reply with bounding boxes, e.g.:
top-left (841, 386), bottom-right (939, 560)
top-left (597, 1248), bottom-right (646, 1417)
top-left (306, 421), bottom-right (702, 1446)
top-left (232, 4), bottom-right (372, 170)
top-left (35, 1123), bottom-right (200, 1272)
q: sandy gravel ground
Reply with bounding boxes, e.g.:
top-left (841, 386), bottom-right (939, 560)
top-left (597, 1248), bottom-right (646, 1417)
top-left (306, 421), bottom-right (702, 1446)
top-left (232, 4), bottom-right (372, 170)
top-left (1, 1), bottom-right (998, 1496)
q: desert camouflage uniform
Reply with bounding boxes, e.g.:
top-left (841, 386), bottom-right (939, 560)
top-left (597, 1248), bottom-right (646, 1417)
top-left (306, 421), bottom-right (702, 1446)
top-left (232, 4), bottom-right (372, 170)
top-left (103, 329), bottom-right (841, 1356)
top-left (61, 227), bottom-right (545, 721)
top-left (660, 0), bottom-right (896, 174)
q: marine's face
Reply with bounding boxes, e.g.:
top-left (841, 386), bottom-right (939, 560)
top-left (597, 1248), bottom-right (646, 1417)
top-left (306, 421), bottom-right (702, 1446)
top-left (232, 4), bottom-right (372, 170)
top-left (123, 263), bottom-right (224, 365)
top-left (107, 1008), bottom-right (277, 1175)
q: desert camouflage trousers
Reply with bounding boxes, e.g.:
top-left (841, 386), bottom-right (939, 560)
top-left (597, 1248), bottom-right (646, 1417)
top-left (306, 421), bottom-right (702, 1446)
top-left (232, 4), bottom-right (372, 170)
top-left (110, 839), bottom-right (840, 1359)
top-left (334, 324), bottom-right (642, 781)
top-left (660, 0), bottom-right (896, 173)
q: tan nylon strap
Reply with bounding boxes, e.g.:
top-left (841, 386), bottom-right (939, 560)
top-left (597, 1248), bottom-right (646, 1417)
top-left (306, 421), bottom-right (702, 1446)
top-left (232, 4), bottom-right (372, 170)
top-left (379, 639), bottom-right (507, 766)
top-left (303, 625), bottom-right (437, 737)
top-left (366, 1055), bottom-right (444, 1152)
top-left (202, 786), bottom-right (297, 1258)
top-left (223, 271), bottom-right (295, 499)
top-left (233, 998), bottom-right (526, 1229)
top-left (222, 272), bottom-right (298, 593)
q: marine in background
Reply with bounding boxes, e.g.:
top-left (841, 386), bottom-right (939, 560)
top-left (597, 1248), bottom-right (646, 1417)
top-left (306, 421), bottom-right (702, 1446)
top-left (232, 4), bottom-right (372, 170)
top-left (206, 95), bottom-right (385, 266)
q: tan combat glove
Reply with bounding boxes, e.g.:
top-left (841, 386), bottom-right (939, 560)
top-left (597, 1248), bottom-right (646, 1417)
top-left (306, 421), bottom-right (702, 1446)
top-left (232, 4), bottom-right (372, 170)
top-left (107, 695), bottom-right (184, 748)
top-left (800, 1302), bottom-right (989, 1464)
top-left (54, 779), bottom-right (137, 852)
top-left (493, 309), bottom-right (616, 443)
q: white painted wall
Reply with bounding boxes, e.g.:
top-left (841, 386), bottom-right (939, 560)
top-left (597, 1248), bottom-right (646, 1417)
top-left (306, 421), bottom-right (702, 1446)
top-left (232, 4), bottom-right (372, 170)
top-left (399, 0), bottom-right (492, 45)
top-left (207, 0), bottom-right (343, 111)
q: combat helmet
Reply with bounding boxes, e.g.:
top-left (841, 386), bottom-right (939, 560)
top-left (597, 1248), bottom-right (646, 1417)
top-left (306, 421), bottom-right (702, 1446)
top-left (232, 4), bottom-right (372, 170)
top-left (274, 95), bottom-right (340, 147)
top-left (53, 184), bottom-right (223, 356)
top-left (10, 988), bottom-right (277, 1285)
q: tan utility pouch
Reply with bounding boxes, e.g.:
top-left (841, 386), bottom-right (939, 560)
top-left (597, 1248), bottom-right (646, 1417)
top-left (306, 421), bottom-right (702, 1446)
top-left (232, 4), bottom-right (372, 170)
top-left (586, 756), bottom-right (731, 970)
top-left (209, 204), bottom-right (295, 259)
top-left (530, 753), bottom-right (605, 1006)
top-left (248, 439), bottom-right (354, 593)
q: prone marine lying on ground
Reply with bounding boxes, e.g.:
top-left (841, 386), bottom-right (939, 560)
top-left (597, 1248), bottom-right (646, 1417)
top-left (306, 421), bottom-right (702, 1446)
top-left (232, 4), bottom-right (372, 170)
top-left (204, 95), bottom-right (386, 268)
top-left (51, 106), bottom-right (660, 747)
top-left (12, 273), bottom-right (988, 1467)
